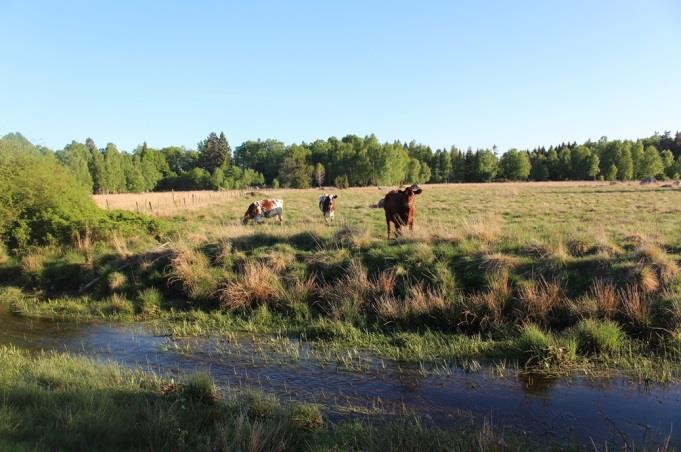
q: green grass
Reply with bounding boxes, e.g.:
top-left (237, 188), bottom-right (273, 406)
top-left (575, 319), bottom-right (625, 354)
top-left (3, 183), bottom-right (681, 381)
top-left (0, 345), bottom-right (551, 452)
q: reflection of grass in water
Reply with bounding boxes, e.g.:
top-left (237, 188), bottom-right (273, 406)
top-left (0, 345), bottom-right (560, 451)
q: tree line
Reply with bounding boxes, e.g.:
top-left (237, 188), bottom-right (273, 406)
top-left (11, 130), bottom-right (681, 193)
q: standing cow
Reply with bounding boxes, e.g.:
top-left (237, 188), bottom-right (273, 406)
top-left (242, 199), bottom-right (284, 225)
top-left (382, 184), bottom-right (423, 239)
top-left (319, 193), bottom-right (338, 223)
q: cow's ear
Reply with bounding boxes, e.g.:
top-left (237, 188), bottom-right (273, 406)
top-left (413, 188), bottom-right (423, 194)
top-left (333, 195), bottom-right (338, 199)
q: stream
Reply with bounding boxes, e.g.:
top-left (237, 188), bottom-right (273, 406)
top-left (1, 306), bottom-right (679, 447)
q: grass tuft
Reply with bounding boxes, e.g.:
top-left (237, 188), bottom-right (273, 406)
top-left (576, 319), bottom-right (624, 354)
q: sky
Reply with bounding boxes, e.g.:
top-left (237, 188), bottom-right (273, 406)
top-left (1, 0), bottom-right (680, 153)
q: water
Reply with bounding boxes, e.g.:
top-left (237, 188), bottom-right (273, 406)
top-left (1, 306), bottom-right (679, 446)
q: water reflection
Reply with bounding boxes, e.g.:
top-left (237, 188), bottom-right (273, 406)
top-left (0, 306), bottom-right (678, 446)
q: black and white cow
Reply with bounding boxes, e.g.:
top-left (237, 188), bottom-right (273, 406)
top-left (319, 194), bottom-right (337, 223)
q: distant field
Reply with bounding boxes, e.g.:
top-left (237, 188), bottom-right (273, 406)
top-left (94, 181), bottom-right (681, 245)
top-left (93, 189), bottom-right (245, 215)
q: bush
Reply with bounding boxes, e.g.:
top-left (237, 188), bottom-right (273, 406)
top-left (576, 319), bottom-right (624, 354)
top-left (0, 134), bottom-right (163, 251)
top-left (0, 135), bottom-right (103, 250)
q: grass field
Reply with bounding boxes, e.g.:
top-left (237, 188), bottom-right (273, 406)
top-left (3, 181), bottom-right (681, 449)
top-left (5, 182), bottom-right (681, 373)
top-left (93, 189), bottom-right (245, 215)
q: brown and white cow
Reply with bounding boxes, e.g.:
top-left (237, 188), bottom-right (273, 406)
top-left (242, 199), bottom-right (284, 225)
top-left (319, 193), bottom-right (338, 223)
top-left (382, 184), bottom-right (423, 239)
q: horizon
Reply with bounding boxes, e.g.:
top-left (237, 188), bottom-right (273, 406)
top-left (2, 1), bottom-right (680, 153)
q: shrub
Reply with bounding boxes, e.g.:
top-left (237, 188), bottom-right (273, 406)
top-left (0, 134), bottom-right (163, 251)
top-left (576, 319), bottom-right (624, 354)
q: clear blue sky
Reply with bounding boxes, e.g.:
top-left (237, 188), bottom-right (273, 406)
top-left (1, 0), bottom-right (680, 152)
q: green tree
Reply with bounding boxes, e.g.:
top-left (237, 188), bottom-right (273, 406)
top-left (500, 149), bottom-right (531, 180)
top-left (102, 143), bottom-right (126, 193)
top-left (313, 162), bottom-right (325, 187)
top-left (530, 156), bottom-right (549, 181)
top-left (639, 145), bottom-right (664, 178)
top-left (198, 132), bottom-right (231, 173)
top-left (616, 144), bottom-right (634, 180)
top-left (630, 142), bottom-right (644, 178)
top-left (278, 145), bottom-right (312, 188)
top-left (57, 141), bottom-right (94, 191)
top-left (661, 150), bottom-right (675, 178)
top-left (476, 150), bottom-right (498, 182)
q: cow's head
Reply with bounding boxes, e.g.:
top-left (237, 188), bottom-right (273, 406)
top-left (404, 183), bottom-right (423, 196)
top-left (321, 193), bottom-right (338, 211)
top-left (242, 201), bottom-right (262, 225)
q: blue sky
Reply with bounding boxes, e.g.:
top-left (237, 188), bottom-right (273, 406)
top-left (1, 0), bottom-right (680, 152)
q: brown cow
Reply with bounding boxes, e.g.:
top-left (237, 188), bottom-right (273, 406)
top-left (382, 184), bottom-right (423, 239)
top-left (242, 199), bottom-right (284, 225)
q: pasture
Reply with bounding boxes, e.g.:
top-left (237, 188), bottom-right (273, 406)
top-left (3, 181), bottom-right (681, 450)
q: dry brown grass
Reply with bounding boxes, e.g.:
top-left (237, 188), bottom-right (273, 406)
top-left (107, 272), bottom-right (127, 291)
top-left (219, 262), bottom-right (282, 310)
top-left (515, 278), bottom-right (564, 324)
top-left (636, 243), bottom-right (680, 283)
top-left (461, 291), bottom-right (503, 332)
top-left (318, 259), bottom-right (373, 320)
top-left (619, 285), bottom-right (651, 328)
top-left (589, 279), bottom-right (618, 318)
top-left (282, 275), bottom-right (317, 306)
top-left (93, 189), bottom-right (246, 216)
top-left (375, 284), bottom-right (448, 323)
top-left (479, 253), bottom-right (521, 275)
top-left (21, 250), bottom-right (47, 276)
top-left (74, 229), bottom-right (94, 266)
top-left (109, 232), bottom-right (131, 258)
top-left (462, 214), bottom-right (502, 243)
top-left (373, 269), bottom-right (397, 296)
top-left (637, 265), bottom-right (661, 294)
top-left (169, 244), bottom-right (218, 300)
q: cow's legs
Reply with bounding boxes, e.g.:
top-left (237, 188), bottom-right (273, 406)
top-left (386, 219), bottom-right (391, 240)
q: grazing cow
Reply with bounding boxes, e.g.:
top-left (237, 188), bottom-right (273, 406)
top-left (319, 194), bottom-right (338, 223)
top-left (242, 199), bottom-right (284, 225)
top-left (382, 184), bottom-right (423, 239)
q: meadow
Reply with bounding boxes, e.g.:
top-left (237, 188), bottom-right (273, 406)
top-left (3, 181), bottom-right (681, 450)
top-left (5, 182), bottom-right (681, 366)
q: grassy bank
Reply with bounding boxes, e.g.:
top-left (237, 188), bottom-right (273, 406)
top-left (0, 345), bottom-right (546, 452)
top-left (2, 184), bottom-right (681, 381)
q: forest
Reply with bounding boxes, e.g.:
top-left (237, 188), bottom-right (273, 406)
top-left (6, 130), bottom-right (681, 193)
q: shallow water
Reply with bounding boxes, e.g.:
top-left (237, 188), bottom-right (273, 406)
top-left (1, 306), bottom-right (679, 447)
